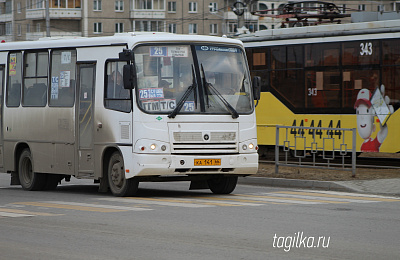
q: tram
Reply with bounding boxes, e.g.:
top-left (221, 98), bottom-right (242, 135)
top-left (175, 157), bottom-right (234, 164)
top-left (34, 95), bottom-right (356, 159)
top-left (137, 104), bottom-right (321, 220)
top-left (242, 20), bottom-right (400, 155)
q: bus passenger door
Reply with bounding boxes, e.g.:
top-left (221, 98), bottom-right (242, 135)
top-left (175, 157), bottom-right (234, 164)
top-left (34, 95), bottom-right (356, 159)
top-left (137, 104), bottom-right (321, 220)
top-left (0, 65), bottom-right (4, 171)
top-left (77, 63), bottom-right (96, 177)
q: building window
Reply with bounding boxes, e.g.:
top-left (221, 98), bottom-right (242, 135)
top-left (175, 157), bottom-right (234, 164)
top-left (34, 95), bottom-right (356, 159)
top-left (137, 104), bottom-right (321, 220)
top-left (115, 23), bottom-right (124, 33)
top-left (209, 2), bottom-right (217, 13)
top-left (17, 24), bottom-right (22, 36)
top-left (342, 4), bottom-right (346, 13)
top-left (134, 20), bottom-right (164, 32)
top-left (27, 24), bottom-right (31, 33)
top-left (36, 0), bottom-right (44, 8)
top-left (189, 23), bottom-right (197, 34)
top-left (189, 2), bottom-right (197, 13)
top-left (94, 22), bottom-right (102, 33)
top-left (168, 23), bottom-right (176, 33)
top-left (168, 1), bottom-right (176, 12)
top-left (94, 0), bottom-right (102, 11)
top-left (115, 0), bottom-right (123, 11)
top-left (36, 23), bottom-right (41, 32)
top-left (358, 4), bottom-right (365, 11)
top-left (50, 0), bottom-right (82, 8)
top-left (377, 5), bottom-right (384, 12)
top-left (134, 0), bottom-right (164, 10)
top-left (227, 22), bottom-right (237, 34)
top-left (210, 24), bottom-right (217, 35)
top-left (6, 23), bottom-right (12, 35)
top-left (17, 2), bottom-right (21, 13)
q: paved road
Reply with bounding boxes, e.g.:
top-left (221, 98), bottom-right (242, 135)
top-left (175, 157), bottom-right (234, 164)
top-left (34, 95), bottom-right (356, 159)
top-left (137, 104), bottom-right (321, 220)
top-left (1, 174), bottom-right (400, 260)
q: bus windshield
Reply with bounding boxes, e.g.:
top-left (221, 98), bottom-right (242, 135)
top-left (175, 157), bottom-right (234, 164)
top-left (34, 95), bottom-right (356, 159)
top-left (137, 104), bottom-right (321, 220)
top-left (134, 44), bottom-right (253, 115)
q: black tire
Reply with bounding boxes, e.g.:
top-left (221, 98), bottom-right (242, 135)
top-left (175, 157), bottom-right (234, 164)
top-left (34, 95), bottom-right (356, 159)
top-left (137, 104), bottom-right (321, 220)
top-left (18, 149), bottom-right (46, 191)
top-left (107, 152), bottom-right (138, 197)
top-left (207, 176), bottom-right (238, 194)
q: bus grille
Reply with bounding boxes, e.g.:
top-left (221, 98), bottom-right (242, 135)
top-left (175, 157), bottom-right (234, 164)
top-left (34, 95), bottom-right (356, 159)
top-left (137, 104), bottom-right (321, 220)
top-left (172, 131), bottom-right (238, 154)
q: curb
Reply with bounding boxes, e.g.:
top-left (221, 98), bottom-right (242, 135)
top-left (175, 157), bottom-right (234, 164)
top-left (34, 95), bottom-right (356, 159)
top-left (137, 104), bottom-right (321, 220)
top-left (238, 177), bottom-right (359, 193)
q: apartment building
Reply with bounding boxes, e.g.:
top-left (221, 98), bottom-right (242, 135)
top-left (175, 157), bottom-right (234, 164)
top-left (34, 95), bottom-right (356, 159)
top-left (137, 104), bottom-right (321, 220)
top-left (0, 0), bottom-right (396, 41)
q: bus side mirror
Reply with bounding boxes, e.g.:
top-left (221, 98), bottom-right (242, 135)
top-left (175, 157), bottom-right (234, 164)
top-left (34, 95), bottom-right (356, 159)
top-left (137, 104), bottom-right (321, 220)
top-left (123, 64), bottom-right (137, 90)
top-left (252, 76), bottom-right (261, 101)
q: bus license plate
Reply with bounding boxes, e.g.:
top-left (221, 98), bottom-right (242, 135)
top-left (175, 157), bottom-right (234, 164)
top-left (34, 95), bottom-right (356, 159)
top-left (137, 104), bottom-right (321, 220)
top-left (194, 159), bottom-right (221, 166)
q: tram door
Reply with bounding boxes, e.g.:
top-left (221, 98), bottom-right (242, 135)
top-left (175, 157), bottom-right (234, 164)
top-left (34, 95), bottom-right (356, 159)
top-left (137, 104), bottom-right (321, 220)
top-left (77, 63), bottom-right (96, 177)
top-left (0, 65), bottom-right (4, 170)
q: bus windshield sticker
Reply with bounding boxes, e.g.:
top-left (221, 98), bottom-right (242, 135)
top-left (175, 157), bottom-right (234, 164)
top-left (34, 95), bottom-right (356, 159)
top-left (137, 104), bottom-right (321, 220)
top-left (141, 99), bottom-right (193, 112)
top-left (60, 71), bottom-right (71, 88)
top-left (51, 76), bottom-right (59, 100)
top-left (150, 46), bottom-right (188, 57)
top-left (61, 51), bottom-right (72, 64)
top-left (196, 46), bottom-right (239, 53)
top-left (139, 88), bottom-right (164, 99)
top-left (9, 53), bottom-right (17, 76)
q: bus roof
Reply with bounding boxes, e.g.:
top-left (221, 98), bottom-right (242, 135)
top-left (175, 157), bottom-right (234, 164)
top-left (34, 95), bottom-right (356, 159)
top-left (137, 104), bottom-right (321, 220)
top-left (0, 33), bottom-right (244, 51)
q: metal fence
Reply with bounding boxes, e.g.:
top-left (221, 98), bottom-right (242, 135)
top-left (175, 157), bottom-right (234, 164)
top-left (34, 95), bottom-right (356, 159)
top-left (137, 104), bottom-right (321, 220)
top-left (275, 126), bottom-right (357, 177)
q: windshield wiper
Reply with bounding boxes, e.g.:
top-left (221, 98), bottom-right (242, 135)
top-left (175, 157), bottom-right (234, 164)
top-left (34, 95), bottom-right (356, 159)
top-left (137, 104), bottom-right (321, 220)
top-left (201, 64), bottom-right (239, 119)
top-left (168, 65), bottom-right (197, 118)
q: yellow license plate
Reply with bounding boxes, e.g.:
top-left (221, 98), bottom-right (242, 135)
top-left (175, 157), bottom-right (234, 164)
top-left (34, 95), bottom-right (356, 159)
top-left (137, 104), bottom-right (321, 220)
top-left (194, 159), bottom-right (221, 166)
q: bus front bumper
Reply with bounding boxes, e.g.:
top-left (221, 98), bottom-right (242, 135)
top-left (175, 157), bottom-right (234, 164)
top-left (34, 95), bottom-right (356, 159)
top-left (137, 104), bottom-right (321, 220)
top-left (124, 153), bottom-right (259, 179)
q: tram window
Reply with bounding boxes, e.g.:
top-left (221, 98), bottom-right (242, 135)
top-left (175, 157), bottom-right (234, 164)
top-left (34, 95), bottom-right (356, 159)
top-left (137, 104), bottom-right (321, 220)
top-left (382, 39), bottom-right (400, 65)
top-left (23, 51), bottom-right (49, 107)
top-left (271, 69), bottom-right (304, 108)
top-left (305, 70), bottom-right (340, 109)
top-left (6, 52), bottom-right (22, 107)
top-left (382, 67), bottom-right (400, 112)
top-left (305, 43), bottom-right (339, 67)
top-left (104, 61), bottom-right (131, 112)
top-left (342, 69), bottom-right (379, 109)
top-left (251, 48), bottom-right (268, 70)
top-left (287, 45), bottom-right (303, 68)
top-left (342, 40), bottom-right (379, 66)
top-left (270, 46), bottom-right (286, 69)
top-left (49, 49), bottom-right (77, 107)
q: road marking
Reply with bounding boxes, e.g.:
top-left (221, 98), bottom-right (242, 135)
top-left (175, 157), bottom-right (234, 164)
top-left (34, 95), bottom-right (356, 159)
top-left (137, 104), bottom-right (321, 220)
top-left (274, 191), bottom-right (400, 202)
top-left (13, 201), bottom-right (152, 212)
top-left (236, 194), bottom-right (350, 204)
top-left (0, 208), bottom-right (61, 218)
top-left (99, 197), bottom-right (217, 208)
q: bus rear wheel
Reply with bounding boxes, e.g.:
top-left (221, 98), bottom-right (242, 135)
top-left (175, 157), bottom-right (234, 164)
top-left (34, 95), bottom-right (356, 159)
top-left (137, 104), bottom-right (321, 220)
top-left (107, 152), bottom-right (138, 197)
top-left (18, 149), bottom-right (46, 191)
top-left (207, 176), bottom-right (238, 194)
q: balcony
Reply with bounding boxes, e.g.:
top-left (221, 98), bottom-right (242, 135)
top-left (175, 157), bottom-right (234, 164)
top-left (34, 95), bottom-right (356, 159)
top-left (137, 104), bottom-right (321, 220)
top-left (26, 8), bottom-right (82, 20)
top-left (0, 13), bottom-right (12, 23)
top-left (224, 11), bottom-right (259, 21)
top-left (130, 10), bottom-right (165, 19)
top-left (26, 31), bottom-right (82, 41)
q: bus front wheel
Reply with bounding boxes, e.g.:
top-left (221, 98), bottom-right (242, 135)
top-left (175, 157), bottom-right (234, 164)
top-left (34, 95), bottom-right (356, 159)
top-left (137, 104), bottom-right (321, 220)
top-left (107, 152), bottom-right (138, 197)
top-left (18, 149), bottom-right (46, 191)
top-left (207, 176), bottom-right (238, 194)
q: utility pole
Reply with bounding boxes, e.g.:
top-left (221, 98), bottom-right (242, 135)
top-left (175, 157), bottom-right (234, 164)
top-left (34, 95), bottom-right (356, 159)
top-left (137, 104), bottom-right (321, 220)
top-left (45, 0), bottom-right (50, 37)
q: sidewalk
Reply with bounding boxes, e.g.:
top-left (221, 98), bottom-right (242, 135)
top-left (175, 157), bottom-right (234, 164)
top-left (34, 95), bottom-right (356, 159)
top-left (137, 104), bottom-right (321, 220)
top-left (238, 176), bottom-right (400, 197)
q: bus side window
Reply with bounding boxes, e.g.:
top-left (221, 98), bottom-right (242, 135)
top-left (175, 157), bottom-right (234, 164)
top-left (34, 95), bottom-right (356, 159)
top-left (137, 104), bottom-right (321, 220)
top-left (104, 61), bottom-right (131, 112)
top-left (49, 49), bottom-right (76, 107)
top-left (6, 52), bottom-right (22, 107)
top-left (23, 51), bottom-right (48, 107)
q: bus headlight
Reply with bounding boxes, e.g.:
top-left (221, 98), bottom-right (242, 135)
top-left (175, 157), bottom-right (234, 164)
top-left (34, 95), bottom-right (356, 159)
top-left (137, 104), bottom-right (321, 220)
top-left (239, 139), bottom-right (257, 153)
top-left (135, 139), bottom-right (170, 153)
